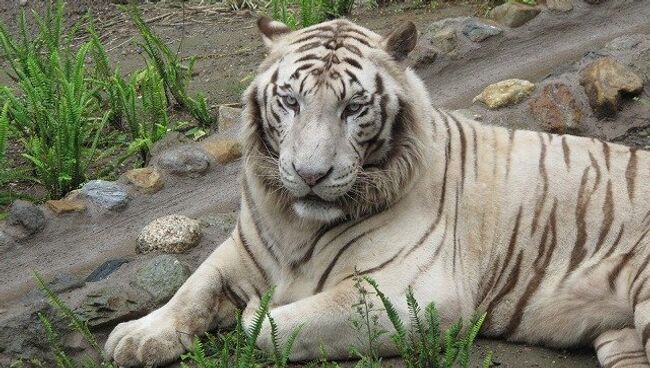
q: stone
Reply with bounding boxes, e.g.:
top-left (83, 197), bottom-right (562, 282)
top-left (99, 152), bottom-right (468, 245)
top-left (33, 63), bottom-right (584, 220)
top-left (81, 180), bottom-right (129, 211)
top-left (218, 105), bottom-right (242, 132)
top-left (431, 28), bottom-right (457, 54)
top-left (158, 145), bottom-right (210, 177)
top-left (199, 211), bottom-right (239, 233)
top-left (452, 109), bottom-right (483, 121)
top-left (150, 131), bottom-right (192, 157)
top-left (462, 20), bottom-right (503, 42)
top-left (7, 200), bottom-right (46, 236)
top-left (131, 255), bottom-right (191, 303)
top-left (201, 138), bottom-right (243, 164)
top-left (0, 231), bottom-right (14, 251)
top-left (85, 259), bottom-right (129, 282)
top-left (584, 0), bottom-right (603, 3)
top-left (529, 83), bottom-right (584, 134)
top-left (22, 273), bottom-right (85, 303)
top-left (78, 286), bottom-right (150, 327)
top-left (137, 214), bottom-right (202, 254)
top-left (546, 0), bottom-right (573, 11)
top-left (489, 2), bottom-right (541, 28)
top-left (45, 199), bottom-right (86, 214)
top-left (473, 79), bottom-right (535, 109)
top-left (413, 17), bottom-right (469, 66)
top-left (125, 167), bottom-right (164, 193)
top-left (605, 35), bottom-right (643, 51)
top-left (579, 58), bottom-right (644, 118)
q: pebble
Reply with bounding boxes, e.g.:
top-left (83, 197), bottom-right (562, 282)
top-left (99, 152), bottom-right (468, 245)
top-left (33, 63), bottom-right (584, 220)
top-left (462, 20), bottom-right (503, 42)
top-left (490, 2), bottom-right (541, 28)
top-left (125, 167), bottom-right (164, 194)
top-left (158, 145), bottom-right (210, 177)
top-left (85, 259), bottom-right (129, 282)
top-left (137, 214), bottom-right (202, 254)
top-left (131, 255), bottom-right (191, 303)
top-left (7, 200), bottom-right (46, 236)
top-left (473, 79), bottom-right (535, 109)
top-left (81, 180), bottom-right (129, 211)
top-left (579, 57), bottom-right (644, 118)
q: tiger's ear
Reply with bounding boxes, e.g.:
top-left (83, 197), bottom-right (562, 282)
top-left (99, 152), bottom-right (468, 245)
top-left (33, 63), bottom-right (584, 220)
top-left (383, 21), bottom-right (417, 62)
top-left (257, 16), bottom-right (292, 48)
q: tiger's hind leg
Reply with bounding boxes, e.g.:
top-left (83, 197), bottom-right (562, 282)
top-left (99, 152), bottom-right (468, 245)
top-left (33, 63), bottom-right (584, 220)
top-left (595, 329), bottom-right (650, 367)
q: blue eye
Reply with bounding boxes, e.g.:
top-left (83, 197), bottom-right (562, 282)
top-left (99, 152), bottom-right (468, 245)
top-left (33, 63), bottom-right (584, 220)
top-left (282, 95), bottom-right (298, 110)
top-left (343, 102), bottom-right (364, 118)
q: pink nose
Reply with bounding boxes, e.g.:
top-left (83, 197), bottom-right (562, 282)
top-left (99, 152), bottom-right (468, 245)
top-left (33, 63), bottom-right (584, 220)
top-left (296, 167), bottom-right (332, 187)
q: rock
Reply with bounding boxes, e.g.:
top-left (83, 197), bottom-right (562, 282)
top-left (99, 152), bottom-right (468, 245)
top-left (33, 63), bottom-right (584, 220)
top-left (489, 2), bottom-right (541, 28)
top-left (579, 58), bottom-right (644, 118)
top-left (546, 0), bottom-right (573, 11)
top-left (218, 105), bottom-right (242, 132)
top-left (584, 0), bottom-right (603, 3)
top-left (81, 180), bottom-right (129, 211)
top-left (473, 79), bottom-right (535, 109)
top-left (137, 214), bottom-right (202, 254)
top-left (529, 83), bottom-right (584, 134)
top-left (431, 28), bottom-right (457, 55)
top-left (85, 259), bottom-right (129, 282)
top-left (605, 35), bottom-right (643, 51)
top-left (150, 131), bottom-right (192, 157)
top-left (158, 145), bottom-right (210, 177)
top-left (7, 200), bottom-right (46, 236)
top-left (78, 286), bottom-right (149, 327)
top-left (0, 231), bottom-right (15, 251)
top-left (462, 20), bottom-right (503, 42)
top-left (199, 211), bottom-right (239, 233)
top-left (22, 273), bottom-right (85, 303)
top-left (125, 167), bottom-right (164, 193)
top-left (45, 199), bottom-right (86, 214)
top-left (452, 109), bottom-right (483, 121)
top-left (201, 138), bottom-right (243, 164)
top-left (413, 17), bottom-right (468, 66)
top-left (131, 255), bottom-right (191, 303)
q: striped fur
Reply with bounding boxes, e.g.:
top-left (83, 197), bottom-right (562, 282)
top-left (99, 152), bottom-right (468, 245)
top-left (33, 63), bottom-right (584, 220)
top-left (105, 18), bottom-right (650, 367)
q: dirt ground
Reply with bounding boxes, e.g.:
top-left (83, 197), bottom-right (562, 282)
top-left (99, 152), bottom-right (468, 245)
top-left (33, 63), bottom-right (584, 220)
top-left (1, 0), bottom-right (650, 367)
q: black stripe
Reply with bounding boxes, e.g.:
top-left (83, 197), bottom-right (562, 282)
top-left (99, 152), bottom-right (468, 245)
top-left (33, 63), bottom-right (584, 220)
top-left (315, 226), bottom-right (381, 293)
top-left (343, 57), bottom-right (362, 69)
top-left (237, 222), bottom-right (269, 282)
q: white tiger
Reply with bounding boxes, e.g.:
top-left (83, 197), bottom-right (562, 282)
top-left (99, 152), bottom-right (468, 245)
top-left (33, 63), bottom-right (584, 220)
top-left (105, 17), bottom-right (650, 367)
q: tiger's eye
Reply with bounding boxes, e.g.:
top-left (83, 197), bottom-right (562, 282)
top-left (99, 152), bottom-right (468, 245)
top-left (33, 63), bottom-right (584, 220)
top-left (283, 95), bottom-right (298, 107)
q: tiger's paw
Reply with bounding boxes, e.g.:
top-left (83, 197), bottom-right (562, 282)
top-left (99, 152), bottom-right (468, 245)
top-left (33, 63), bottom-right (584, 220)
top-left (105, 310), bottom-right (192, 367)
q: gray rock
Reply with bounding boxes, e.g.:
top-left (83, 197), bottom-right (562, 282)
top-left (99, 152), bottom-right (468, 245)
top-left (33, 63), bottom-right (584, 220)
top-left (78, 286), bottom-right (150, 327)
top-left (85, 259), bottom-right (129, 282)
top-left (490, 2), bottom-right (541, 28)
top-left (0, 231), bottom-right (15, 251)
top-left (131, 255), bottom-right (191, 303)
top-left (22, 273), bottom-right (85, 303)
top-left (150, 131), bottom-right (192, 157)
top-left (81, 180), bottom-right (129, 211)
top-left (584, 0), bottom-right (604, 3)
top-left (546, 0), bottom-right (573, 11)
top-left (7, 200), bottom-right (46, 236)
top-left (137, 214), bottom-right (202, 254)
top-left (158, 145), bottom-right (210, 177)
top-left (462, 20), bottom-right (503, 42)
top-left (199, 211), bottom-right (239, 234)
top-left (605, 35), bottom-right (643, 51)
top-left (413, 17), bottom-right (468, 66)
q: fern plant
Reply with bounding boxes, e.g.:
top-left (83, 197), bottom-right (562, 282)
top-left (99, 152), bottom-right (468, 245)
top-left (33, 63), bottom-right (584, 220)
top-left (0, 0), bottom-right (111, 199)
top-left (364, 277), bottom-right (491, 368)
top-left (123, 6), bottom-right (214, 127)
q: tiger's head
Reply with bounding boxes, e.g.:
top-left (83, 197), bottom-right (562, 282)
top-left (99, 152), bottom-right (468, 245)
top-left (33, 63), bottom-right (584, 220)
top-left (242, 17), bottom-right (433, 223)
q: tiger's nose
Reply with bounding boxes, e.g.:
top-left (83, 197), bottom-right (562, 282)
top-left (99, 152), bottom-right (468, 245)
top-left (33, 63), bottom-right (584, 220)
top-left (295, 166), bottom-right (333, 187)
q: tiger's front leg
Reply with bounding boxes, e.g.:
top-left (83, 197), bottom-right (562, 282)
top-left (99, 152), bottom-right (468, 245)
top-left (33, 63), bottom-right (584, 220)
top-left (243, 280), bottom-right (402, 361)
top-left (105, 236), bottom-right (260, 367)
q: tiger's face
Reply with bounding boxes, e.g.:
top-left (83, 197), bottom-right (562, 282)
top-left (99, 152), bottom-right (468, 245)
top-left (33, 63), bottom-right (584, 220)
top-left (245, 18), bottom-right (419, 223)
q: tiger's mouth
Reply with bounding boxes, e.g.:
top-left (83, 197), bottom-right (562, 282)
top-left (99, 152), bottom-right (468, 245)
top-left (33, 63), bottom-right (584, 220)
top-left (292, 193), bottom-right (344, 222)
